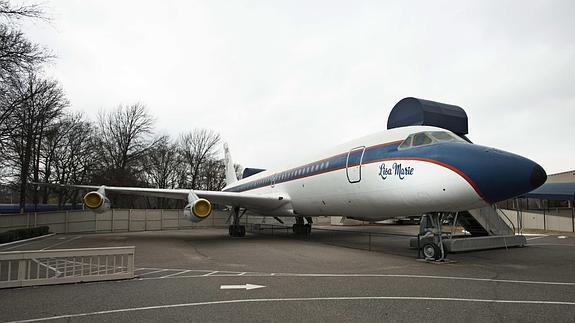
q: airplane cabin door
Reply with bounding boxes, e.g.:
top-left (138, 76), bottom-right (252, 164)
top-left (346, 146), bottom-right (366, 183)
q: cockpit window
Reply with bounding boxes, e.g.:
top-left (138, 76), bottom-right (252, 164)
top-left (398, 131), bottom-right (467, 150)
top-left (429, 131), bottom-right (463, 142)
top-left (398, 136), bottom-right (412, 150)
top-left (412, 133), bottom-right (432, 146)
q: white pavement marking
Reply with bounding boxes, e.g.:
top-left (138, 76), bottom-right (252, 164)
top-left (137, 271), bottom-right (575, 286)
top-left (31, 258), bottom-right (62, 277)
top-left (0, 233), bottom-right (55, 250)
top-left (220, 284), bottom-right (266, 290)
top-left (137, 269), bottom-right (168, 276)
top-left (558, 236), bottom-right (567, 239)
top-left (202, 271), bottom-right (219, 276)
top-left (526, 236), bottom-right (548, 241)
top-left (161, 270), bottom-right (193, 278)
top-left (8, 296), bottom-right (575, 322)
top-left (40, 236), bottom-right (83, 250)
top-left (529, 243), bottom-right (573, 247)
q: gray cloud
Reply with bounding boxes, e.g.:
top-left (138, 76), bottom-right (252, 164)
top-left (21, 0), bottom-right (575, 173)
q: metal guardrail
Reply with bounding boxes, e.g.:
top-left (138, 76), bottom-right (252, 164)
top-left (0, 246), bottom-right (135, 288)
top-left (495, 207), bottom-right (518, 235)
top-left (247, 223), bottom-right (418, 254)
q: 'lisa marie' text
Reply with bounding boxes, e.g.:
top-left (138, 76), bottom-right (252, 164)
top-left (378, 162), bottom-right (414, 180)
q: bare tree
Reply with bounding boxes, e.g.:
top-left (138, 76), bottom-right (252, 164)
top-left (0, 1), bottom-right (47, 22)
top-left (142, 135), bottom-right (182, 189)
top-left (94, 103), bottom-right (159, 189)
top-left (178, 129), bottom-right (221, 189)
top-left (0, 0), bottom-right (50, 172)
top-left (202, 158), bottom-right (226, 191)
top-left (40, 112), bottom-right (99, 205)
top-left (5, 72), bottom-right (67, 211)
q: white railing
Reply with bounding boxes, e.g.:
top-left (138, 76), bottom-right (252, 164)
top-left (0, 246), bottom-right (135, 288)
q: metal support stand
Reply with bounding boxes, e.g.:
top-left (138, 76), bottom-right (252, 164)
top-left (292, 216), bottom-right (311, 235)
top-left (228, 207), bottom-right (246, 237)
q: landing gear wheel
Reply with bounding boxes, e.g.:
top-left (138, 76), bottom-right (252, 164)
top-left (423, 243), bottom-right (441, 261)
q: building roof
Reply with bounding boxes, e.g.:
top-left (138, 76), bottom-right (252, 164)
top-left (522, 183), bottom-right (575, 200)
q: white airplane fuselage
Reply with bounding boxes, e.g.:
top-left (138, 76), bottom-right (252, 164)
top-left (223, 126), bottom-right (546, 221)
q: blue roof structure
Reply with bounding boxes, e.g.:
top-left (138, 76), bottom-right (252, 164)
top-left (387, 97), bottom-right (469, 135)
top-left (522, 183), bottom-right (575, 201)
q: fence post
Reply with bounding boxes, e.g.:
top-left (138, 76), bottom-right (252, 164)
top-left (17, 260), bottom-right (27, 281)
top-left (571, 200), bottom-right (574, 233)
top-left (368, 233), bottom-right (372, 251)
top-left (65, 211), bottom-right (69, 233)
top-left (26, 213), bottom-right (30, 229)
top-left (128, 209), bottom-right (132, 232)
top-left (34, 212), bottom-right (37, 227)
top-left (542, 199), bottom-right (546, 230)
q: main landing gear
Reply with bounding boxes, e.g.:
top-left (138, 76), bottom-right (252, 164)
top-left (292, 217), bottom-right (312, 235)
top-left (419, 212), bottom-right (448, 261)
top-left (228, 206), bottom-right (246, 237)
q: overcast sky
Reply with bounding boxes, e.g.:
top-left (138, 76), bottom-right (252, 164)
top-left (21, 0), bottom-right (575, 174)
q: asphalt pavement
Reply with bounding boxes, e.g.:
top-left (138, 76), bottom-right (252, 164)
top-left (0, 225), bottom-right (574, 322)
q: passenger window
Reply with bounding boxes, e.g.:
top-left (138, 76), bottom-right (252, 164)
top-left (412, 133), bottom-right (432, 146)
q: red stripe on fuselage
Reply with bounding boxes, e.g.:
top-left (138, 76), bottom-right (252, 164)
top-left (224, 139), bottom-right (486, 202)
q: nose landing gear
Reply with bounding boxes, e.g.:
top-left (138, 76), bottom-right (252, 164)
top-left (419, 212), bottom-right (448, 261)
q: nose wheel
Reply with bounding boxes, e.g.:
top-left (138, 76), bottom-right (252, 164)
top-left (422, 242), bottom-right (442, 261)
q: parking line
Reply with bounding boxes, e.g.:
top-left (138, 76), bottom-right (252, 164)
top-left (137, 269), bottom-right (168, 276)
top-left (40, 236), bottom-right (83, 250)
top-left (8, 296), bottom-right (575, 322)
top-left (202, 271), bottom-right (219, 276)
top-left (161, 270), bottom-right (193, 278)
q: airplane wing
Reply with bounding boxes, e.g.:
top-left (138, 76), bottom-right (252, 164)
top-left (34, 183), bottom-right (291, 212)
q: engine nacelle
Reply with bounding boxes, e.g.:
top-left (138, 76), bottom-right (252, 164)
top-left (83, 191), bottom-right (111, 213)
top-left (183, 198), bottom-right (212, 223)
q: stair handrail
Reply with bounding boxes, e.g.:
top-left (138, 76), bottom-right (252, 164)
top-left (495, 206), bottom-right (517, 235)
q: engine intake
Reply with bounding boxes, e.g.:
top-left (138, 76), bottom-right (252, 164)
top-left (83, 191), bottom-right (110, 213)
top-left (184, 198), bottom-right (212, 223)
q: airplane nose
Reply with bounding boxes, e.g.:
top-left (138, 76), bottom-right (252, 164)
top-left (530, 164), bottom-right (547, 188)
top-left (425, 144), bottom-right (548, 204)
top-left (467, 147), bottom-right (547, 203)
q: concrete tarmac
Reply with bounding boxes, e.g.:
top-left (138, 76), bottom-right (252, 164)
top-left (0, 225), bottom-right (574, 322)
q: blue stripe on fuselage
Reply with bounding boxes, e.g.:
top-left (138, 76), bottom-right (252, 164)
top-left (223, 141), bottom-right (537, 204)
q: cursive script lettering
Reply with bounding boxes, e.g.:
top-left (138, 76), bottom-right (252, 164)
top-left (379, 162), bottom-right (414, 180)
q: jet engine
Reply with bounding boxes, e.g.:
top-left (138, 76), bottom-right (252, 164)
top-left (83, 191), bottom-right (110, 213)
top-left (184, 192), bottom-right (212, 223)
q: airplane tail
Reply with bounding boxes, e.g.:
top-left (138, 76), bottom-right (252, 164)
top-left (224, 143), bottom-right (238, 185)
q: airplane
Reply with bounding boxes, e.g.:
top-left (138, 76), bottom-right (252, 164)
top-left (38, 98), bottom-right (547, 260)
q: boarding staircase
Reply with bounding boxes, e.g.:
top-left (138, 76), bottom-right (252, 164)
top-left (411, 206), bottom-right (526, 253)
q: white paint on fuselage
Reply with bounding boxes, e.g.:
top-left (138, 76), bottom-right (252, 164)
top-left (223, 126), bottom-right (486, 221)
